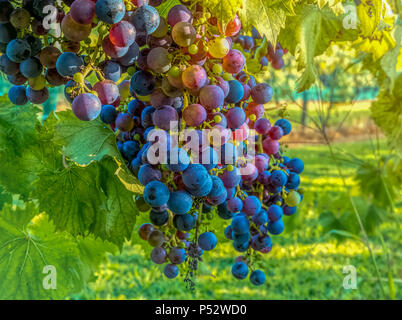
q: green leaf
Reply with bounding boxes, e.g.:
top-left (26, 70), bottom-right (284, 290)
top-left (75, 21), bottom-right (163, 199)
top-left (380, 18), bottom-right (402, 89)
top-left (33, 157), bottom-right (138, 248)
top-left (0, 101), bottom-right (60, 198)
top-left (370, 89), bottom-right (402, 157)
top-left (96, 157), bottom-right (139, 247)
top-left (203, 0), bottom-right (242, 30)
top-left (0, 186), bottom-right (12, 210)
top-left (239, 0), bottom-right (287, 45)
top-left (279, 4), bottom-right (358, 92)
top-left (0, 202), bottom-right (116, 299)
top-left (55, 111), bottom-right (122, 166)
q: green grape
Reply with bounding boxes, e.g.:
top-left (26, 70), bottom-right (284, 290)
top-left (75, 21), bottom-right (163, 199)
top-left (212, 64), bottom-right (223, 74)
top-left (208, 37), bottom-right (230, 58)
top-left (28, 75), bottom-right (46, 91)
top-left (10, 8), bottom-right (30, 29)
top-left (171, 21), bottom-right (196, 47)
top-left (188, 44), bottom-right (198, 55)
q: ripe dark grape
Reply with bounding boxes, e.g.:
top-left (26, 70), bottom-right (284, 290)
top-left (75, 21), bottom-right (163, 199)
top-left (232, 262), bottom-right (249, 279)
top-left (131, 4), bottom-right (160, 35)
top-left (110, 21), bottom-right (136, 47)
top-left (8, 85), bottom-right (28, 105)
top-left (96, 0), bottom-right (126, 24)
top-left (72, 93), bottom-right (101, 121)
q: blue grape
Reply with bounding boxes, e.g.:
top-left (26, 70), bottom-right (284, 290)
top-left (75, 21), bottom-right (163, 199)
top-left (118, 42), bottom-right (140, 66)
top-left (24, 35), bottom-right (42, 56)
top-left (232, 231), bottom-right (250, 243)
top-left (130, 157), bottom-right (142, 175)
top-left (182, 164), bottom-right (209, 189)
top-left (149, 209), bottom-right (169, 226)
top-left (286, 172), bottom-right (300, 189)
top-left (116, 112), bottom-right (134, 132)
top-left (26, 86), bottom-right (49, 104)
top-left (207, 176), bottom-right (226, 198)
top-left (165, 147), bottom-right (190, 172)
top-left (219, 142), bottom-right (237, 165)
top-left (131, 5), bottom-right (160, 35)
top-left (267, 204), bottom-right (283, 222)
top-left (71, 92), bottom-right (101, 121)
top-left (198, 232), bottom-right (217, 251)
top-left (95, 0), bottom-right (125, 24)
top-left (217, 201), bottom-right (235, 220)
top-left (168, 247), bottom-right (186, 264)
top-left (0, 23), bottom-right (16, 44)
top-left (224, 225), bottom-right (233, 240)
top-left (150, 247), bottom-right (167, 264)
top-left (100, 105), bottom-right (117, 124)
top-left (274, 118), bottom-right (292, 135)
top-left (143, 180), bottom-right (170, 206)
top-left (56, 52), bottom-right (84, 77)
top-left (226, 106), bottom-right (246, 129)
top-left (251, 234), bottom-right (272, 251)
top-left (252, 209), bottom-right (268, 225)
top-left (283, 205), bottom-right (297, 216)
top-left (251, 83), bottom-right (273, 104)
top-left (8, 85), bottom-right (28, 105)
top-left (0, 54), bottom-right (19, 75)
top-left (231, 215), bottom-right (249, 234)
top-left (287, 158), bottom-right (304, 174)
top-left (100, 60), bottom-right (121, 82)
top-left (267, 219), bottom-right (285, 235)
top-left (173, 213), bottom-right (195, 231)
top-left (225, 80), bottom-right (244, 103)
top-left (233, 240), bottom-right (249, 252)
top-left (270, 170), bottom-right (287, 187)
top-left (163, 264), bottom-right (179, 279)
top-left (227, 197), bottom-right (243, 213)
top-left (141, 105), bottom-right (156, 128)
top-left (250, 270), bottom-right (266, 286)
top-left (20, 57), bottom-right (42, 78)
top-left (167, 190), bottom-right (192, 215)
top-left (242, 196), bottom-right (261, 216)
top-left (232, 261), bottom-right (249, 279)
top-left (130, 70), bottom-right (156, 96)
top-left (219, 166), bottom-right (241, 188)
top-left (198, 146), bottom-right (218, 171)
top-left (138, 164), bottom-right (161, 185)
top-left (6, 39), bottom-right (30, 62)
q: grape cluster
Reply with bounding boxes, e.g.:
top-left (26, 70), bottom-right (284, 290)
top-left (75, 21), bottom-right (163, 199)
top-left (0, 0), bottom-right (304, 287)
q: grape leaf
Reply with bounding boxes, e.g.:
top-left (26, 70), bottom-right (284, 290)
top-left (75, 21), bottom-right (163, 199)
top-left (279, 4), bottom-right (358, 92)
top-left (0, 186), bottom-right (11, 210)
top-left (203, 0), bottom-right (243, 30)
top-left (33, 157), bottom-right (138, 248)
top-left (380, 18), bottom-right (402, 89)
top-left (0, 101), bottom-right (60, 198)
top-left (0, 202), bottom-right (116, 299)
top-left (95, 157), bottom-right (139, 247)
top-left (55, 110), bottom-right (121, 166)
top-left (370, 88), bottom-right (402, 157)
top-left (239, 0), bottom-right (289, 45)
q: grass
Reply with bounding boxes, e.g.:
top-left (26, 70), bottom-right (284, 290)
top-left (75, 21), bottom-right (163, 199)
top-left (72, 139), bottom-right (401, 300)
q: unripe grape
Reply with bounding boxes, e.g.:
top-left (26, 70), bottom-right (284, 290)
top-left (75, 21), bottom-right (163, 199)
top-left (208, 37), bottom-right (230, 58)
top-left (28, 75), bottom-right (46, 91)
